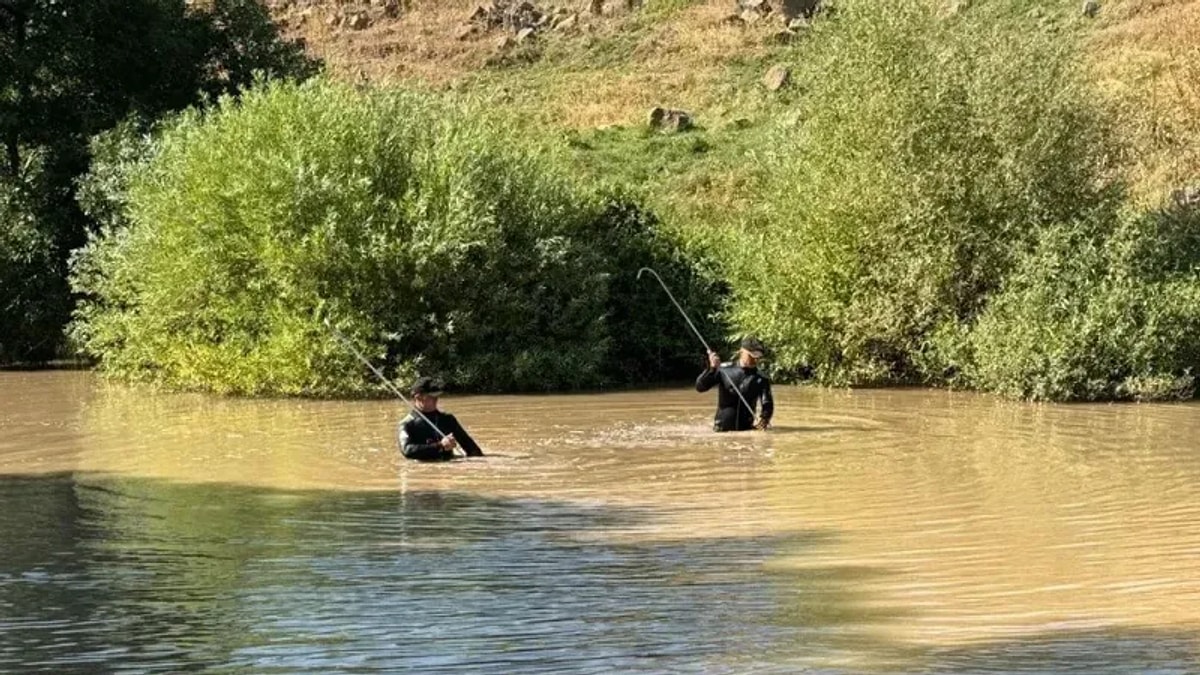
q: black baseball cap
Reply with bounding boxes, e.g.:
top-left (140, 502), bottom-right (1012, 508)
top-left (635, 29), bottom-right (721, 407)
top-left (410, 376), bottom-right (445, 396)
top-left (740, 336), bottom-right (767, 358)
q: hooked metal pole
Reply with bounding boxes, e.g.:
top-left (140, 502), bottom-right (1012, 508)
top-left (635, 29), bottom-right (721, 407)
top-left (636, 267), bottom-right (758, 422)
top-left (323, 318), bottom-right (452, 443)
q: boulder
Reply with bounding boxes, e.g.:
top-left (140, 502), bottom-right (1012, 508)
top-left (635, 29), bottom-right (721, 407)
top-left (1171, 186), bottom-right (1200, 209)
top-left (648, 107), bottom-right (693, 133)
top-left (780, 0), bottom-right (819, 20)
top-left (554, 13), bottom-right (578, 30)
top-left (763, 64), bottom-right (790, 91)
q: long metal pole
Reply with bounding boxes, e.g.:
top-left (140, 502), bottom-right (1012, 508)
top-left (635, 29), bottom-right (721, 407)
top-left (323, 318), bottom-right (450, 441)
top-left (636, 267), bottom-right (758, 421)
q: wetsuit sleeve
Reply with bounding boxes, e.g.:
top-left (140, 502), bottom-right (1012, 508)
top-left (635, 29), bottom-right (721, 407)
top-left (447, 414), bottom-right (484, 457)
top-left (760, 377), bottom-right (774, 422)
top-left (696, 366), bottom-right (721, 392)
top-left (399, 419), bottom-right (446, 461)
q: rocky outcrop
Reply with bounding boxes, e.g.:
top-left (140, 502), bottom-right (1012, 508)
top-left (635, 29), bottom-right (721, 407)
top-left (649, 107), bottom-right (693, 133)
top-left (780, 0), bottom-right (821, 20)
top-left (721, 0), bottom-right (823, 28)
top-left (589, 0), bottom-right (644, 13)
top-left (268, 0), bottom-right (404, 32)
top-left (1171, 186), bottom-right (1200, 210)
top-left (457, 1), bottom-right (577, 41)
top-left (727, 0), bottom-right (772, 25)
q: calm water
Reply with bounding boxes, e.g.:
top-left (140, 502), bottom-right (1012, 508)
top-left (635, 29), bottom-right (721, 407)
top-left (2, 371), bottom-right (1200, 673)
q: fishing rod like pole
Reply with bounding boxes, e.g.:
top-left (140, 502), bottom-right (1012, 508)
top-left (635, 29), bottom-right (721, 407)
top-left (322, 317), bottom-right (461, 454)
top-left (636, 267), bottom-right (758, 422)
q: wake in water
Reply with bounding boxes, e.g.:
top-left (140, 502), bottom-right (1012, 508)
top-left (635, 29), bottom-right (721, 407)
top-left (547, 420), bottom-right (770, 452)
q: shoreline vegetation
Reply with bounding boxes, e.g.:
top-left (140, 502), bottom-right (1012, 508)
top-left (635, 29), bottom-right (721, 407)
top-left (4, 0), bottom-right (1200, 402)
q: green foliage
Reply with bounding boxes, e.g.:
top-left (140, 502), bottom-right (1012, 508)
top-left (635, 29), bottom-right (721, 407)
top-left (71, 80), bottom-right (716, 396)
top-left (75, 118), bottom-right (160, 232)
top-left (721, 0), bottom-right (1118, 386)
top-left (0, 166), bottom-right (71, 362)
top-left (581, 198), bottom-right (725, 383)
top-left (0, 0), bottom-right (319, 364)
top-left (967, 204), bottom-right (1200, 401)
top-left (201, 0), bottom-right (321, 91)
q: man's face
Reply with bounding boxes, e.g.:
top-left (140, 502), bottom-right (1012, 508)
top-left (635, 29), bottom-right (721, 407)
top-left (739, 349), bottom-right (760, 367)
top-left (414, 393), bottom-right (440, 412)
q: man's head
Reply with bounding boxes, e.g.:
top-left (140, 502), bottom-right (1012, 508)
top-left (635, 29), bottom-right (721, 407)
top-left (738, 336), bottom-right (766, 367)
top-left (410, 376), bottom-right (445, 412)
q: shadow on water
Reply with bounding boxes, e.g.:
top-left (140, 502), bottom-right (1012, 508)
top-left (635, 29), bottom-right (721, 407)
top-left (0, 360), bottom-right (91, 372)
top-left (911, 628), bottom-right (1200, 674)
top-left (0, 471), bottom-right (842, 674)
top-left (3, 472), bottom-right (1198, 674)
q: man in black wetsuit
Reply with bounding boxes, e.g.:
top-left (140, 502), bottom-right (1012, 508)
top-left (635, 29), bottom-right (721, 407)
top-left (696, 336), bottom-right (774, 432)
top-left (397, 376), bottom-right (484, 461)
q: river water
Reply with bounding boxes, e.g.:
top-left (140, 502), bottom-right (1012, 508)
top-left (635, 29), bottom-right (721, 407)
top-left (2, 370), bottom-right (1200, 673)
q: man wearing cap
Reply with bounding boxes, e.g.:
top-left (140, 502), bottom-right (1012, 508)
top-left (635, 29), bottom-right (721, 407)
top-left (696, 336), bottom-right (774, 432)
top-left (397, 376), bottom-right (485, 461)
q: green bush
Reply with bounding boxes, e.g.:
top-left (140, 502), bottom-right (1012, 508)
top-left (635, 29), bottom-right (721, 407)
top-left (967, 204), bottom-right (1200, 401)
top-left (70, 80), bottom-right (716, 396)
top-left (722, 0), bottom-right (1117, 386)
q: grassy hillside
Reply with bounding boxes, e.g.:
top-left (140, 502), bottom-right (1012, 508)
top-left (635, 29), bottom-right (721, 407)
top-left (72, 0), bottom-right (1192, 399)
top-left (269, 0), bottom-right (1199, 211)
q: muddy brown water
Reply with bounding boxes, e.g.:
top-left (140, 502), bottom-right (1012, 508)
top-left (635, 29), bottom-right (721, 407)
top-left (2, 371), bottom-right (1200, 673)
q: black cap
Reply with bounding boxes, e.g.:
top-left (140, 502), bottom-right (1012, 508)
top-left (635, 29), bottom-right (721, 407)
top-left (740, 336), bottom-right (766, 358)
top-left (410, 376), bottom-right (445, 396)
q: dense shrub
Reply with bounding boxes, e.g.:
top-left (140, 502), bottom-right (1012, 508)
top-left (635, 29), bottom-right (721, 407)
top-left (967, 204), bottom-right (1200, 401)
top-left (70, 80), bottom-right (716, 396)
top-left (722, 0), bottom-right (1117, 386)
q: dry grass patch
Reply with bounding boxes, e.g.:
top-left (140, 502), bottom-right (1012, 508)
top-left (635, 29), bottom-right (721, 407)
top-left (1090, 0), bottom-right (1200, 201)
top-left (272, 0), bottom-right (789, 124)
top-left (280, 1), bottom-right (486, 84)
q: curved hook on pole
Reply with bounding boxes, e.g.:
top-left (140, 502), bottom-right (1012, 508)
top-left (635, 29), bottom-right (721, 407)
top-left (637, 267), bottom-right (713, 353)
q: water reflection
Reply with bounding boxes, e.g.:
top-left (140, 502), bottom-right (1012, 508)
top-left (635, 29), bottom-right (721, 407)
top-left (0, 473), bottom-right (835, 673)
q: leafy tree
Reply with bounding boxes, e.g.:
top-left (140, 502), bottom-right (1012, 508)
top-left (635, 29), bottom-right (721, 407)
top-left (0, 0), bottom-right (317, 363)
